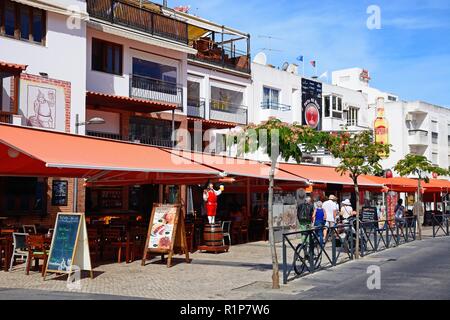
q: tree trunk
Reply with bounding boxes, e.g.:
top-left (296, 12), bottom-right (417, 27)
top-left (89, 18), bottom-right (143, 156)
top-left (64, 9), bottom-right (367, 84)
top-left (354, 181), bottom-right (360, 259)
top-left (268, 161), bottom-right (280, 289)
top-left (417, 177), bottom-right (422, 240)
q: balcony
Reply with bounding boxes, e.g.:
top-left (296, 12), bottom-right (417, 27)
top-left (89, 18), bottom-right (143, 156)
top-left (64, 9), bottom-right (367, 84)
top-left (86, 130), bottom-right (173, 148)
top-left (187, 98), bottom-right (205, 118)
top-left (209, 99), bottom-right (247, 125)
top-left (0, 112), bottom-right (13, 124)
top-left (188, 32), bottom-right (251, 74)
top-left (408, 129), bottom-right (428, 146)
top-left (87, 0), bottom-right (189, 45)
top-left (261, 101), bottom-right (291, 111)
top-left (130, 75), bottom-right (183, 108)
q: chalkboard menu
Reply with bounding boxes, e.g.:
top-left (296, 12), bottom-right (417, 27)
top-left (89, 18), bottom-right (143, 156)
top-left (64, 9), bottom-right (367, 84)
top-left (46, 213), bottom-right (81, 272)
top-left (51, 180), bottom-right (68, 206)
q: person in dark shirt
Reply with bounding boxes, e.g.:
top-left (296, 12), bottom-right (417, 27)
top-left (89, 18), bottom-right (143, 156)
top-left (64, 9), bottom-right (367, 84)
top-left (297, 196), bottom-right (314, 225)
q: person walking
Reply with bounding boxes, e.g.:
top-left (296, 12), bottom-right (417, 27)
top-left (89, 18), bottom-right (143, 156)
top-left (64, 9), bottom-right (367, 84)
top-left (340, 199), bottom-right (353, 220)
top-left (312, 201), bottom-right (326, 247)
top-left (323, 195), bottom-right (339, 240)
top-left (395, 199), bottom-right (406, 231)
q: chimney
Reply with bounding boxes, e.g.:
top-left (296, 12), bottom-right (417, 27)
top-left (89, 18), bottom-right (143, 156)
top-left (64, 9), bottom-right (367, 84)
top-left (163, 0), bottom-right (168, 7)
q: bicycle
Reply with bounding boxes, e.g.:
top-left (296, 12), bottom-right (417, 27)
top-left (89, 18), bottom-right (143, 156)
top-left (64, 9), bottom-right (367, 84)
top-left (293, 227), bottom-right (323, 275)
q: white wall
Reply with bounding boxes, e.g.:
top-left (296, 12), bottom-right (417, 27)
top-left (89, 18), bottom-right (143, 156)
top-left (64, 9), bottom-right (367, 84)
top-left (0, 10), bottom-right (87, 134)
top-left (86, 27), bottom-right (188, 115)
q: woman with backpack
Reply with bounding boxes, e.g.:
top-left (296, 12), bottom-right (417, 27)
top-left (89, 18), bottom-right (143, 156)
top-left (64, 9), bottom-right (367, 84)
top-left (395, 199), bottom-right (406, 231)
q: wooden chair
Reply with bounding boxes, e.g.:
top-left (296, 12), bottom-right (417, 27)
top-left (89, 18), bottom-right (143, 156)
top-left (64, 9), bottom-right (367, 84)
top-left (231, 221), bottom-right (242, 245)
top-left (87, 227), bottom-right (101, 262)
top-left (128, 226), bottom-right (148, 263)
top-left (22, 225), bottom-right (37, 234)
top-left (103, 227), bottom-right (128, 263)
top-left (240, 221), bottom-right (249, 243)
top-left (25, 235), bottom-right (49, 276)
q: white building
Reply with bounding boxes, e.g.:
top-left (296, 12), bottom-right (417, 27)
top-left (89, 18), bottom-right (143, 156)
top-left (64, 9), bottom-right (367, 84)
top-left (382, 100), bottom-right (450, 172)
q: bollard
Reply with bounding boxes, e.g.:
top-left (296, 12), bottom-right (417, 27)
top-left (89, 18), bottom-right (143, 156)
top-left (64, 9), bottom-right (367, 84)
top-left (331, 228), bottom-right (336, 266)
top-left (308, 232), bottom-right (315, 273)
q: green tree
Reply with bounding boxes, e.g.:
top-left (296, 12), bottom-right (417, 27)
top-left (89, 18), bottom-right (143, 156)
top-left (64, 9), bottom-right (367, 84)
top-left (326, 130), bottom-right (390, 259)
top-left (394, 154), bottom-right (448, 240)
top-left (235, 118), bottom-right (330, 289)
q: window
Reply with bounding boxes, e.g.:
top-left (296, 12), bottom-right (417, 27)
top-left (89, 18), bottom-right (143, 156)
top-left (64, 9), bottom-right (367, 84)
top-left (262, 87), bottom-right (280, 109)
top-left (432, 132), bottom-right (438, 144)
top-left (323, 95), bottom-right (331, 117)
top-left (0, 1), bottom-right (46, 44)
top-left (132, 58), bottom-right (177, 83)
top-left (331, 96), bottom-right (343, 119)
top-left (216, 133), bottom-right (227, 153)
top-left (387, 95), bottom-right (397, 102)
top-left (187, 81), bottom-right (200, 105)
top-left (346, 106), bottom-right (359, 126)
top-left (92, 38), bottom-right (123, 75)
top-left (0, 177), bottom-right (46, 215)
top-left (432, 152), bottom-right (438, 165)
top-left (129, 116), bottom-right (176, 146)
top-left (210, 86), bottom-right (243, 111)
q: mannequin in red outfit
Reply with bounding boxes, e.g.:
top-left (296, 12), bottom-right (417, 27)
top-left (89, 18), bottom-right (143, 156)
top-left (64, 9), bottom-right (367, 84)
top-left (203, 182), bottom-right (224, 224)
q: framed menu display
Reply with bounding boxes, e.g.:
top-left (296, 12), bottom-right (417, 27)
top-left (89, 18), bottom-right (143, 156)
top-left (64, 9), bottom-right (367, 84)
top-left (141, 203), bottom-right (189, 268)
top-left (51, 180), bottom-right (68, 206)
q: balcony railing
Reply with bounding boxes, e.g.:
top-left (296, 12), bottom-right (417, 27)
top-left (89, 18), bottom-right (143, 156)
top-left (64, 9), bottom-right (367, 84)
top-left (188, 38), bottom-right (251, 74)
top-left (209, 99), bottom-right (247, 125)
top-left (87, 0), bottom-right (189, 45)
top-left (86, 130), bottom-right (173, 148)
top-left (130, 75), bottom-right (183, 107)
top-left (187, 98), bottom-right (206, 118)
top-left (261, 101), bottom-right (291, 111)
top-left (0, 112), bottom-right (13, 124)
top-left (408, 129), bottom-right (428, 146)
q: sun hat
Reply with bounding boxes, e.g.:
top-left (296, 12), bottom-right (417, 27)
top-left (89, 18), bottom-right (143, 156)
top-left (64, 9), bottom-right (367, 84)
top-left (342, 199), bottom-right (352, 206)
top-left (329, 195), bottom-right (337, 200)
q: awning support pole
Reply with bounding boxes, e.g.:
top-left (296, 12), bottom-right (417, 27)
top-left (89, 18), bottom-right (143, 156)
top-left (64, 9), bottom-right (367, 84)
top-left (171, 109), bottom-right (175, 148)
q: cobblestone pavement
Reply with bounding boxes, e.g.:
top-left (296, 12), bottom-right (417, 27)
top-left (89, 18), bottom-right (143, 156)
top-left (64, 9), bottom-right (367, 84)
top-left (0, 227), bottom-right (440, 300)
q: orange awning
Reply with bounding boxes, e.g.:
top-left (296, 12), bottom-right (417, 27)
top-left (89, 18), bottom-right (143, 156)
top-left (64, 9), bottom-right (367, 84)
top-left (86, 91), bottom-right (177, 114)
top-left (0, 60), bottom-right (27, 73)
top-left (0, 124), bottom-right (220, 183)
top-left (279, 163), bottom-right (383, 187)
top-left (168, 149), bottom-right (309, 183)
top-left (363, 176), bottom-right (450, 193)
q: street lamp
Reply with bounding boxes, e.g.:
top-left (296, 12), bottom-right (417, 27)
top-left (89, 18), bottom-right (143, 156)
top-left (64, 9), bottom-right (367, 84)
top-left (73, 114), bottom-right (106, 213)
top-left (75, 115), bottom-right (105, 134)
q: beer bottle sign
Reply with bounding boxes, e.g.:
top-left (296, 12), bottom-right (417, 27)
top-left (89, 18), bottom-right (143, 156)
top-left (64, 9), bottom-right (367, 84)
top-left (374, 97), bottom-right (388, 157)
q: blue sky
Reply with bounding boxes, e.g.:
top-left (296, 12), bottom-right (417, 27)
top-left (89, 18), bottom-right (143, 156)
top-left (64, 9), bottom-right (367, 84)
top-left (168, 0), bottom-right (450, 107)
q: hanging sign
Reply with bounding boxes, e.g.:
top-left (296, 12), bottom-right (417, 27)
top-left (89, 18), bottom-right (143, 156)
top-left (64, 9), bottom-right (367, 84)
top-left (301, 78), bottom-right (323, 130)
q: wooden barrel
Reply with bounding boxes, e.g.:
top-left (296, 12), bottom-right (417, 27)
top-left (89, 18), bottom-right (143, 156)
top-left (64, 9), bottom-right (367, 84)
top-left (203, 224), bottom-right (224, 247)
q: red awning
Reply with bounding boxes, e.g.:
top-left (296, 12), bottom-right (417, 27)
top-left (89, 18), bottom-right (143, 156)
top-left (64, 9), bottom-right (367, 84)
top-left (168, 149), bottom-right (309, 183)
top-left (86, 91), bottom-right (177, 114)
top-left (364, 176), bottom-right (450, 193)
top-left (0, 124), bottom-right (220, 184)
top-left (279, 163), bottom-right (383, 187)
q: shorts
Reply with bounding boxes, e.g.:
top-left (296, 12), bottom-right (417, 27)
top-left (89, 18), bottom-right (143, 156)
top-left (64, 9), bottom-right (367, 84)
top-left (326, 221), bottom-right (335, 228)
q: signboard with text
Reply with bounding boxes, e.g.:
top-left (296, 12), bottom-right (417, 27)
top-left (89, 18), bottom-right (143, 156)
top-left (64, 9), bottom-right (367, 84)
top-left (301, 78), bottom-right (323, 130)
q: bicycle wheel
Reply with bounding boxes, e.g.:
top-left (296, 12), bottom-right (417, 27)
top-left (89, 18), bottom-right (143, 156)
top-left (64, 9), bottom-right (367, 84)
top-left (313, 241), bottom-right (322, 269)
top-left (293, 243), bottom-right (308, 275)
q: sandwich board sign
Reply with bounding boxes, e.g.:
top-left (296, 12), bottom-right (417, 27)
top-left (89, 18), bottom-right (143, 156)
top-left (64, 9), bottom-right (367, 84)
top-left (142, 203), bottom-right (190, 268)
top-left (44, 213), bottom-right (93, 280)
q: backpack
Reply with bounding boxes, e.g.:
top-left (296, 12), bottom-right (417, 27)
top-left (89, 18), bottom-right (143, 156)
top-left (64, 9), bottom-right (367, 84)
top-left (395, 205), bottom-right (403, 219)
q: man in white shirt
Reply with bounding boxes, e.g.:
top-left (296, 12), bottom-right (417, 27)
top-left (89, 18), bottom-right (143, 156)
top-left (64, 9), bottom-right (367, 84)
top-left (322, 195), bottom-right (339, 240)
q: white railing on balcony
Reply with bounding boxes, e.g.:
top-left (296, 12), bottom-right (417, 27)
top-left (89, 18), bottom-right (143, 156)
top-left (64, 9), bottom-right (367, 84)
top-left (408, 129), bottom-right (428, 146)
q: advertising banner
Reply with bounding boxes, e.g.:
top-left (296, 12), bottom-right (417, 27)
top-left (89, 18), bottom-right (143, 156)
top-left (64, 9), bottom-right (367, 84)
top-left (301, 78), bottom-right (323, 130)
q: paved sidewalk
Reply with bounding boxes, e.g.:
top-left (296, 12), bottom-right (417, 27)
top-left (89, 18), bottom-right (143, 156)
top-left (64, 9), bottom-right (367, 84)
top-left (0, 227), bottom-right (443, 300)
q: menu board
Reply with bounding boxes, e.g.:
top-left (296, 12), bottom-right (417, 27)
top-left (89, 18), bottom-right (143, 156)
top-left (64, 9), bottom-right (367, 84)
top-left (46, 214), bottom-right (81, 272)
top-left (142, 204), bottom-right (189, 268)
top-left (148, 205), bottom-right (177, 250)
top-left (51, 180), bottom-right (68, 206)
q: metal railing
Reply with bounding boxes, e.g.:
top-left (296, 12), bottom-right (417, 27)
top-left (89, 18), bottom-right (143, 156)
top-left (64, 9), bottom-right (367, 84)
top-left (282, 217), bottom-right (417, 284)
top-left (188, 50), bottom-right (251, 74)
top-left (432, 214), bottom-right (450, 237)
top-left (261, 101), bottom-right (292, 111)
top-left (187, 98), bottom-right (206, 118)
top-left (86, 130), bottom-right (173, 148)
top-left (130, 75), bottom-right (183, 107)
top-left (87, 0), bottom-right (189, 45)
top-left (0, 112), bottom-right (13, 124)
top-left (209, 99), bottom-right (248, 125)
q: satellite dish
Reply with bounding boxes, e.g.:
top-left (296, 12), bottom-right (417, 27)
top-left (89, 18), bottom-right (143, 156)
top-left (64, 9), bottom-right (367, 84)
top-left (253, 52), bottom-right (267, 65)
top-left (281, 62), bottom-right (289, 71)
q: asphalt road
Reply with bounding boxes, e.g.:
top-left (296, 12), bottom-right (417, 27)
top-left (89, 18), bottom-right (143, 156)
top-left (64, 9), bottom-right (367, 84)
top-left (251, 236), bottom-right (450, 300)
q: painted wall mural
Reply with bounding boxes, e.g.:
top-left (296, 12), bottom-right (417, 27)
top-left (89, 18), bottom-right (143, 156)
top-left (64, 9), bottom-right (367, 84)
top-left (26, 85), bottom-right (56, 129)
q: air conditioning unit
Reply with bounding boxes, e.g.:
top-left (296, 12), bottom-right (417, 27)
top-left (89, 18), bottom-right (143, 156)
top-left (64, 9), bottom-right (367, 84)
top-left (405, 113), bottom-right (414, 122)
top-left (343, 103), bottom-right (350, 111)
